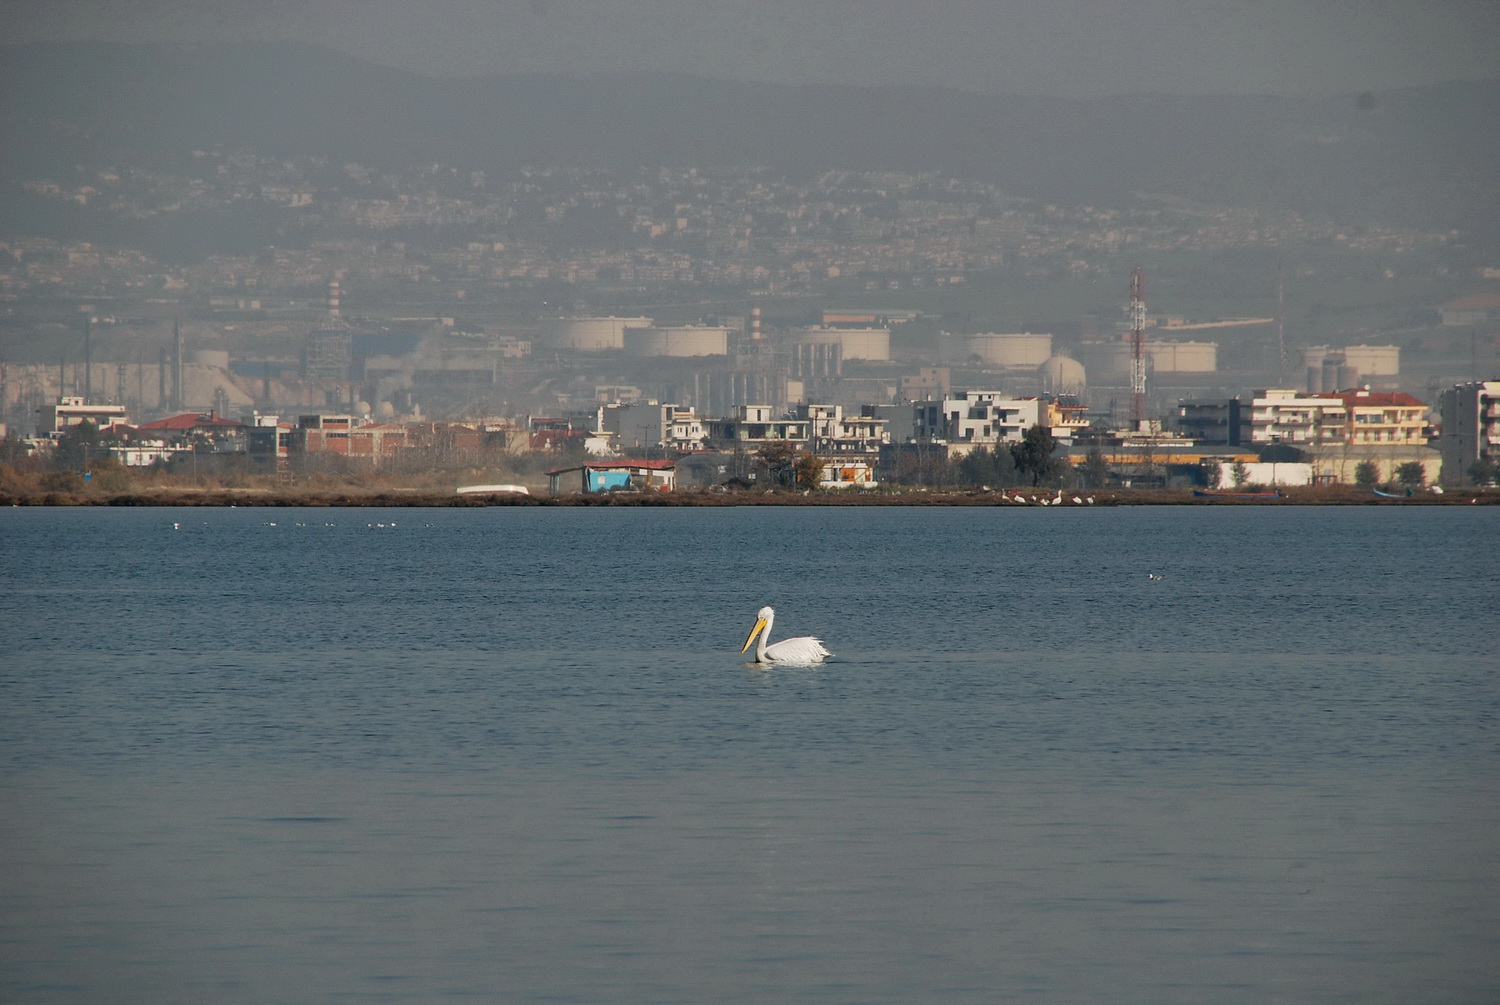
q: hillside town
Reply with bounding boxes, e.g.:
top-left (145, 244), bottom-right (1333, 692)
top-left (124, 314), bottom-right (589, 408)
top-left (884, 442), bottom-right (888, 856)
top-left (3, 164), bottom-right (1498, 495)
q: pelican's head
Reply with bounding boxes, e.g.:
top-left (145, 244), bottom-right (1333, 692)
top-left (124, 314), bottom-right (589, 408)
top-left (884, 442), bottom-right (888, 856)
top-left (741, 606), bottom-right (775, 653)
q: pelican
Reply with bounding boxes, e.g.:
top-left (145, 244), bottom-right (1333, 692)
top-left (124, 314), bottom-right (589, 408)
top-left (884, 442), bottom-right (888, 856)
top-left (740, 606), bottom-right (831, 665)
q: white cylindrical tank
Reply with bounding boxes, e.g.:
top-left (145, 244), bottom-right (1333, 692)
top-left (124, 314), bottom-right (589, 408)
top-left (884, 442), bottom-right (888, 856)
top-left (189, 349), bottom-right (231, 368)
top-left (787, 327), bottom-right (891, 361)
top-left (1300, 346), bottom-right (1332, 372)
top-left (539, 316), bottom-right (653, 351)
top-left (1037, 355), bottom-right (1087, 394)
top-left (830, 327), bottom-right (890, 361)
top-left (1341, 345), bottom-right (1400, 376)
top-left (951, 332), bottom-right (1052, 367)
top-left (624, 325), bottom-right (730, 357)
top-left (1075, 342), bottom-right (1131, 379)
top-left (1147, 341), bottom-right (1217, 373)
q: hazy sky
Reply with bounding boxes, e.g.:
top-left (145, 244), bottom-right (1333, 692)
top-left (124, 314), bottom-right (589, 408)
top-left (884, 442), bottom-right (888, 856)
top-left (2, 0), bottom-right (1496, 97)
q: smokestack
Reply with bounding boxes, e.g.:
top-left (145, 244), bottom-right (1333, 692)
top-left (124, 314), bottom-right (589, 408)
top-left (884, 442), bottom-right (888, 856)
top-left (328, 279), bottom-right (341, 319)
top-left (750, 306), bottom-right (762, 342)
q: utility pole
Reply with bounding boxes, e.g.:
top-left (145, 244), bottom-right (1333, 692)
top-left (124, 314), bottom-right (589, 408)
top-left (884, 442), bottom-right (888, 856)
top-left (1129, 267), bottom-right (1147, 428)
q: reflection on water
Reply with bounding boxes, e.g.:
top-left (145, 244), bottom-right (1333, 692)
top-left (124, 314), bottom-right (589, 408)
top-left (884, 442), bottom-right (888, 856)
top-left (1, 507), bottom-right (1497, 1003)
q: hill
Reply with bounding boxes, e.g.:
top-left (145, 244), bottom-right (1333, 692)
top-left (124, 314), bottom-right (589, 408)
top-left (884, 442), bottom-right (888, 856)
top-left (2, 42), bottom-right (1497, 243)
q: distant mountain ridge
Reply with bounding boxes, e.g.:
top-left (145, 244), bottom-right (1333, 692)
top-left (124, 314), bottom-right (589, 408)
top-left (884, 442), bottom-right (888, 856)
top-left (3, 41), bottom-right (1497, 236)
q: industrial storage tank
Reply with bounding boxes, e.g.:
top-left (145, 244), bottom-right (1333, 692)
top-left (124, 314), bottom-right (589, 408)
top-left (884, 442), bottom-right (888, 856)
top-left (1076, 340), bottom-right (1217, 378)
top-left (1037, 354), bottom-right (1087, 394)
top-left (539, 316), bottom-right (653, 351)
top-left (1300, 344), bottom-right (1399, 391)
top-left (949, 332), bottom-right (1052, 367)
top-left (1340, 345), bottom-right (1400, 376)
top-left (624, 325), bottom-right (730, 358)
top-left (1075, 342), bottom-right (1130, 379)
top-left (787, 327), bottom-right (891, 361)
top-left (1148, 341), bottom-right (1217, 373)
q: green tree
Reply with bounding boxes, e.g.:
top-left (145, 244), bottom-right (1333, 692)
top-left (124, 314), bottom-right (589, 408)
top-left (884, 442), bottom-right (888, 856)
top-left (1354, 460), bottom-right (1380, 488)
top-left (793, 451), bottom-right (823, 490)
top-left (1010, 424), bottom-right (1059, 487)
top-left (1395, 461), bottom-right (1425, 487)
top-left (956, 446), bottom-right (1018, 488)
top-left (1201, 458), bottom-right (1223, 489)
top-left (1230, 460), bottom-right (1249, 487)
top-left (756, 441), bottom-right (796, 486)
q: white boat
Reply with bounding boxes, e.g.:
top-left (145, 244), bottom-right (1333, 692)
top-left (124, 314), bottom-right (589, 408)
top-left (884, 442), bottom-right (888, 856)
top-left (455, 484), bottom-right (530, 496)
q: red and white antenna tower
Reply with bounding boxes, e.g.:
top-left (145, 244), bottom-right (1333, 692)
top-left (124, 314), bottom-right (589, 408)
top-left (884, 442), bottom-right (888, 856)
top-left (1129, 266), bottom-right (1147, 427)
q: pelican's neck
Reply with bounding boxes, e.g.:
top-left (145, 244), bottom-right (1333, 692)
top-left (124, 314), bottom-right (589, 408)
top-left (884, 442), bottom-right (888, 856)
top-left (756, 612), bottom-right (774, 661)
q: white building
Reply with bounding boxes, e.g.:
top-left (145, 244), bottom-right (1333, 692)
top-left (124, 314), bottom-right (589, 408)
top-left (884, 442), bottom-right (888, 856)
top-left (703, 404), bottom-right (811, 447)
top-left (1206, 462), bottom-right (1313, 489)
top-left (817, 460), bottom-right (878, 489)
top-left (37, 396), bottom-right (130, 436)
top-left (1249, 388), bottom-right (1428, 447)
top-left (920, 391), bottom-right (1044, 447)
top-left (795, 403), bottom-right (888, 456)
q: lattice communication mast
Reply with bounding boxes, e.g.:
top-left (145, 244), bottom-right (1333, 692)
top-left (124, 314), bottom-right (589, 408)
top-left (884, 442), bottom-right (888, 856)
top-left (1129, 266), bottom-right (1147, 427)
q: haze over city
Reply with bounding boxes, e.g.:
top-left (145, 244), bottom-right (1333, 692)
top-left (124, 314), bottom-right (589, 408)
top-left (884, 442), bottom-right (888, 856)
top-left (4, 0), bottom-right (1497, 96)
top-left (1, 0), bottom-right (1498, 499)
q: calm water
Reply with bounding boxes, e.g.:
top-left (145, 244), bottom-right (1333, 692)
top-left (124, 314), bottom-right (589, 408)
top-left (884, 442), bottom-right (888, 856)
top-left (2, 506), bottom-right (1497, 1003)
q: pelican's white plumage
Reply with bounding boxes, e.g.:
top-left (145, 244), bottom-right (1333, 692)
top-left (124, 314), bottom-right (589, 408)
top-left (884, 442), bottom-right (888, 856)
top-left (741, 606), bottom-right (831, 665)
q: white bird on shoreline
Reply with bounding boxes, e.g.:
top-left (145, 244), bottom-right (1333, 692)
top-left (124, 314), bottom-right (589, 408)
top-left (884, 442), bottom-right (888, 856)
top-left (740, 606), bottom-right (831, 665)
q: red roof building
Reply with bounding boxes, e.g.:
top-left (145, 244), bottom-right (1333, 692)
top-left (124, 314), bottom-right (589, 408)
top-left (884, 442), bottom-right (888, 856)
top-left (137, 411), bottom-right (246, 435)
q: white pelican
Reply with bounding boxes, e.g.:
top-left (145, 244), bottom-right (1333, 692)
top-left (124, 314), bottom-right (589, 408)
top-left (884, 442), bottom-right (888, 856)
top-left (740, 606), bottom-right (832, 665)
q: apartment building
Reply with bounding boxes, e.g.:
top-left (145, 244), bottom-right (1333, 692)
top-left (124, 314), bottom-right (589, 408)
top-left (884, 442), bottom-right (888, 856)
top-left (1439, 380), bottom-right (1500, 484)
top-left (1249, 388), bottom-right (1427, 447)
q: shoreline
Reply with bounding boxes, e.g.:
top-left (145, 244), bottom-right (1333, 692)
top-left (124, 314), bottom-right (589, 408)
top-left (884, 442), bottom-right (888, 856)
top-left (4, 487), bottom-right (1496, 507)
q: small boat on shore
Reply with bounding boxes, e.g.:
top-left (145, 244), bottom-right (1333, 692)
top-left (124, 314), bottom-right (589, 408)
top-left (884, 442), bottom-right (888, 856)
top-left (456, 483), bottom-right (530, 496)
top-left (1193, 489), bottom-right (1282, 500)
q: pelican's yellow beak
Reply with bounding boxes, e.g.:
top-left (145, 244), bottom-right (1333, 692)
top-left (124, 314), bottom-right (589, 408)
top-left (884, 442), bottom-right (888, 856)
top-left (741, 617), bottom-right (767, 653)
